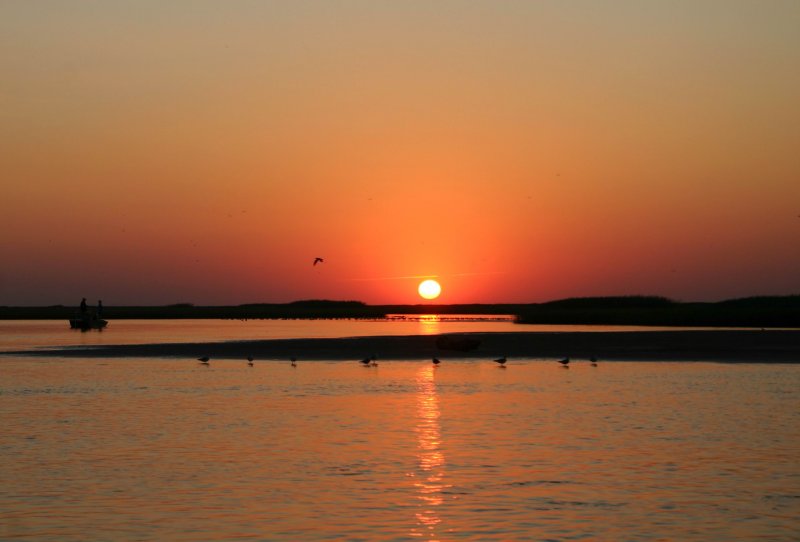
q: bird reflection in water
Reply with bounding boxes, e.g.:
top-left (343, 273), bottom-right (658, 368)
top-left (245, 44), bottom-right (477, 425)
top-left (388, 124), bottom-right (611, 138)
top-left (410, 365), bottom-right (450, 540)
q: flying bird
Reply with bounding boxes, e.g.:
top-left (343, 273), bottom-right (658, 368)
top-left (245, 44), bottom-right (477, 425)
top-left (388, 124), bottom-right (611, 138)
top-left (313, 257), bottom-right (324, 266)
top-left (432, 357), bottom-right (441, 366)
top-left (558, 357), bottom-right (570, 367)
top-left (360, 357), bottom-right (372, 366)
top-left (198, 356), bottom-right (210, 365)
top-left (494, 356), bottom-right (507, 366)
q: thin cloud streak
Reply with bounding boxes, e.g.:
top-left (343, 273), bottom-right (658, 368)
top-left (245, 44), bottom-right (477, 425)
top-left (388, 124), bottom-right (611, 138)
top-left (346, 271), bottom-right (506, 282)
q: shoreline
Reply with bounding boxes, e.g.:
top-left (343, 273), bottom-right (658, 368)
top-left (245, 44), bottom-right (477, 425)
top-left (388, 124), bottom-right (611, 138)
top-left (5, 330), bottom-right (800, 363)
top-left (2, 295), bottom-right (798, 328)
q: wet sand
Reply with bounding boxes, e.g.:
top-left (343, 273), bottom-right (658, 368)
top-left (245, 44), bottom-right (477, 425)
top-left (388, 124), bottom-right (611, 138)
top-left (10, 330), bottom-right (800, 362)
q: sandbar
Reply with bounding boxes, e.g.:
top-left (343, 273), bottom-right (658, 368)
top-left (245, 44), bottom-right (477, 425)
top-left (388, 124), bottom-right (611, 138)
top-left (7, 330), bottom-right (800, 362)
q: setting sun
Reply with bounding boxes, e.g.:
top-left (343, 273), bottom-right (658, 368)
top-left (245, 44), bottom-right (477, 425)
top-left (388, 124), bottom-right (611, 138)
top-left (418, 279), bottom-right (442, 300)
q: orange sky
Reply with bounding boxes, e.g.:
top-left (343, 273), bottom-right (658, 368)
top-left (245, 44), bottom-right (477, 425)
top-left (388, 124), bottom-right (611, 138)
top-left (2, 2), bottom-right (799, 305)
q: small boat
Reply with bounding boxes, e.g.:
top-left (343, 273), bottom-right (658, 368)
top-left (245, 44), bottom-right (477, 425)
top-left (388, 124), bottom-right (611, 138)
top-left (69, 315), bottom-right (108, 330)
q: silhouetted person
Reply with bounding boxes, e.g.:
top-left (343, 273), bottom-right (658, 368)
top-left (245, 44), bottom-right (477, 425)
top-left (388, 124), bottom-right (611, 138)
top-left (80, 298), bottom-right (87, 314)
top-left (97, 300), bottom-right (103, 318)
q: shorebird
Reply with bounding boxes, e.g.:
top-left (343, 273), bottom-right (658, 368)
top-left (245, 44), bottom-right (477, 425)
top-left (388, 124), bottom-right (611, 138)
top-left (432, 357), bottom-right (441, 366)
top-left (558, 357), bottom-right (570, 368)
top-left (198, 356), bottom-right (210, 365)
top-left (290, 356), bottom-right (297, 367)
top-left (313, 257), bottom-right (324, 266)
top-left (247, 355), bottom-right (254, 367)
top-left (360, 357), bottom-right (372, 366)
top-left (494, 356), bottom-right (507, 367)
top-left (590, 356), bottom-right (598, 367)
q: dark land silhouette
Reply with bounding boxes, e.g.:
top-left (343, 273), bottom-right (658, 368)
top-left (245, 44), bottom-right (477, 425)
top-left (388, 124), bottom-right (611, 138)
top-left (1, 295), bottom-right (798, 327)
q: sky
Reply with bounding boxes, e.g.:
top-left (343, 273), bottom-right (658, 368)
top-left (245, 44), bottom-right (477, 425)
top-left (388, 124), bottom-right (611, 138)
top-left (2, 1), bottom-right (799, 305)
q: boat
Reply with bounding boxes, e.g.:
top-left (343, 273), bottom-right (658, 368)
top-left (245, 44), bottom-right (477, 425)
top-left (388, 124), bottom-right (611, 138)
top-left (69, 314), bottom-right (108, 330)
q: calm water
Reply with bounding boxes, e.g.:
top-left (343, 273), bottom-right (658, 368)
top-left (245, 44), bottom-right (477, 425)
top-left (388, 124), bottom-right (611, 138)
top-left (1, 321), bottom-right (798, 540)
top-left (0, 317), bottom-right (517, 351)
top-left (0, 317), bottom-right (760, 352)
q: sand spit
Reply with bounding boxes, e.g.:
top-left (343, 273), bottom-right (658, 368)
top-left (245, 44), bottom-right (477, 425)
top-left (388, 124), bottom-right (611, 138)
top-left (6, 330), bottom-right (800, 362)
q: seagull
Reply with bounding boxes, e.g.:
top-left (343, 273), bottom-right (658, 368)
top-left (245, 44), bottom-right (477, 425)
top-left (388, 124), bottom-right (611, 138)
top-left (360, 357), bottom-right (372, 366)
top-left (198, 356), bottom-right (210, 365)
top-left (590, 356), bottom-right (598, 367)
top-left (432, 357), bottom-right (441, 366)
top-left (494, 356), bottom-right (507, 367)
top-left (247, 355), bottom-right (254, 367)
top-left (558, 357), bottom-right (570, 368)
top-left (290, 356), bottom-right (297, 367)
top-left (313, 257), bottom-right (324, 266)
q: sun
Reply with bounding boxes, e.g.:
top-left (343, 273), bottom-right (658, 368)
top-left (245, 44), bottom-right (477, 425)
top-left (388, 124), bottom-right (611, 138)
top-left (418, 279), bottom-right (441, 300)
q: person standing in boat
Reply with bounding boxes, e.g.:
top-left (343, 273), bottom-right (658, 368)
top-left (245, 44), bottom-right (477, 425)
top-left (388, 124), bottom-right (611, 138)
top-left (80, 297), bottom-right (88, 314)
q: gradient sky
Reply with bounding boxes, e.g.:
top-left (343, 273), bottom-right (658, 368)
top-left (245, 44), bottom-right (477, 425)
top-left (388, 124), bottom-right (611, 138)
top-left (2, 1), bottom-right (799, 305)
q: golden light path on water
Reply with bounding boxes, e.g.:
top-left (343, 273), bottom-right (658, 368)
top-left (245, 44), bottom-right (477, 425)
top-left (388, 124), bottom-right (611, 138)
top-left (411, 365), bottom-right (448, 539)
top-left (417, 315), bottom-right (442, 336)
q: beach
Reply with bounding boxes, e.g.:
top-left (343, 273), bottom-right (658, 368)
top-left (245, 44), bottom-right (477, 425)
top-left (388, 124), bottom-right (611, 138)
top-left (12, 329), bottom-right (800, 362)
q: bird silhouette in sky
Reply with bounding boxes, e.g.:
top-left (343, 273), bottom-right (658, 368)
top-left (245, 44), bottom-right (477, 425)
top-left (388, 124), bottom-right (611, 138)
top-left (313, 257), bottom-right (324, 266)
top-left (558, 357), bottom-right (570, 368)
top-left (494, 356), bottom-right (507, 367)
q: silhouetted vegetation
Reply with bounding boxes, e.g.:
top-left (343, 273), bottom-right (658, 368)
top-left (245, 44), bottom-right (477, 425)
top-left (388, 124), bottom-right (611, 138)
top-left (515, 295), bottom-right (800, 327)
top-left (0, 295), bottom-right (797, 326)
top-left (285, 300), bottom-right (367, 308)
top-left (540, 296), bottom-right (674, 309)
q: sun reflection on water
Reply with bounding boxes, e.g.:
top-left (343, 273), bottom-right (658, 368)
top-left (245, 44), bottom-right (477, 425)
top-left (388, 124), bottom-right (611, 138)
top-left (411, 365), bottom-right (449, 540)
top-left (417, 314), bottom-right (441, 336)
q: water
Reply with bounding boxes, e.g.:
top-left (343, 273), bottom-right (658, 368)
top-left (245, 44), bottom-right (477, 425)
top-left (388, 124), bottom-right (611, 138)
top-left (1, 321), bottom-right (798, 540)
top-left (0, 317), bottom-right (762, 352)
top-left (0, 316), bottom-right (518, 352)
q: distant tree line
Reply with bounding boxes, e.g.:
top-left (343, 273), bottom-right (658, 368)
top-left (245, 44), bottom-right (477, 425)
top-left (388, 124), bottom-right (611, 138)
top-left (1, 295), bottom-right (798, 326)
top-left (514, 295), bottom-right (800, 327)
